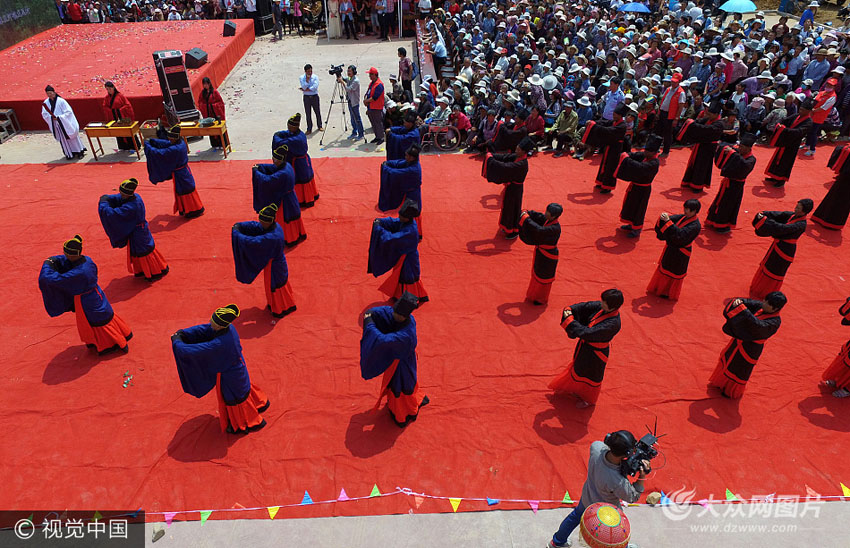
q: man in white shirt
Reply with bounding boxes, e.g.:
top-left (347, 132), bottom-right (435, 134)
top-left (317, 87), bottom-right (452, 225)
top-left (418, 0), bottom-right (430, 19)
top-left (299, 64), bottom-right (323, 134)
top-left (167, 6), bottom-right (182, 20)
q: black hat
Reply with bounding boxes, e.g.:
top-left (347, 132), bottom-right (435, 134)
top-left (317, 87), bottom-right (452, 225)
top-left (212, 304), bottom-right (240, 327)
top-left (393, 292), bottom-right (419, 318)
top-left (645, 134), bottom-right (663, 153)
top-left (801, 98), bottom-right (816, 111)
top-left (166, 124), bottom-right (181, 138)
top-left (63, 234), bottom-right (83, 256)
top-left (707, 101), bottom-right (723, 114)
top-left (739, 133), bottom-right (757, 147)
top-left (518, 136), bottom-right (535, 152)
top-left (399, 198), bottom-right (421, 219)
top-left (764, 291), bottom-right (787, 311)
top-left (405, 144), bottom-right (421, 159)
top-left (273, 144), bottom-right (289, 160)
top-left (259, 203), bottom-right (278, 222)
top-left (119, 177), bottom-right (138, 194)
top-left (288, 113), bottom-right (301, 126)
top-left (614, 103), bottom-right (629, 117)
top-left (546, 203), bottom-right (564, 218)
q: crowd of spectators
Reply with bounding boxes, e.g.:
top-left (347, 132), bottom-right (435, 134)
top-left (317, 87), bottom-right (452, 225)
top-left (54, 0), bottom-right (323, 23)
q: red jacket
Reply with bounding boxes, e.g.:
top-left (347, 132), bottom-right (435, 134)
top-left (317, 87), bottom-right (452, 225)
top-left (68, 2), bottom-right (83, 21)
top-left (102, 92), bottom-right (135, 121)
top-left (198, 89), bottom-right (226, 120)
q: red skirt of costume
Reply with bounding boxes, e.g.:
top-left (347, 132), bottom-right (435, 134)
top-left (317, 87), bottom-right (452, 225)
top-left (374, 359), bottom-right (426, 425)
top-left (264, 263), bottom-right (296, 317)
top-left (749, 267), bottom-right (783, 300)
top-left (173, 188), bottom-right (205, 217)
top-left (378, 256), bottom-right (429, 303)
top-left (707, 340), bottom-right (748, 399)
top-left (276, 209), bottom-right (307, 246)
top-left (127, 247), bottom-right (169, 279)
top-left (215, 374), bottom-right (269, 433)
top-left (646, 268), bottom-right (684, 300)
top-left (295, 178), bottom-right (319, 208)
top-left (548, 365), bottom-right (602, 405)
top-left (822, 342), bottom-right (850, 389)
top-left (526, 275), bottom-right (553, 304)
top-left (74, 296), bottom-right (132, 353)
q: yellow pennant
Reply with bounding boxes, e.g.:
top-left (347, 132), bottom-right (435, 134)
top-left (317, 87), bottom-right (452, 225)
top-left (449, 498), bottom-right (461, 512)
top-left (267, 506), bottom-right (280, 520)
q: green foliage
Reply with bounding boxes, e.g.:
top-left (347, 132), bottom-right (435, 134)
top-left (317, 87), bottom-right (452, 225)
top-left (0, 0), bottom-right (61, 51)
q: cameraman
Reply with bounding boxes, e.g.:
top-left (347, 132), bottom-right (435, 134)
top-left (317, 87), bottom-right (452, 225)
top-left (547, 431), bottom-right (646, 548)
top-left (337, 65), bottom-right (364, 140)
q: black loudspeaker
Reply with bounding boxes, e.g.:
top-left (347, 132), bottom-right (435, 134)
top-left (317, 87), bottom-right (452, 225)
top-left (223, 19), bottom-right (237, 37)
top-left (152, 50), bottom-right (200, 122)
top-left (185, 48), bottom-right (208, 69)
top-left (256, 0), bottom-right (272, 17)
top-left (257, 14), bottom-right (274, 35)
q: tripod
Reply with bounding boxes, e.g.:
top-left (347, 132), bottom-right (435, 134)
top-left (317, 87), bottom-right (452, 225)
top-left (320, 78), bottom-right (364, 146)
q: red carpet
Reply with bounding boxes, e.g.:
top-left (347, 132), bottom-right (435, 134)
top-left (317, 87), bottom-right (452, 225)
top-left (1, 146), bottom-right (849, 521)
top-left (0, 20), bottom-right (254, 130)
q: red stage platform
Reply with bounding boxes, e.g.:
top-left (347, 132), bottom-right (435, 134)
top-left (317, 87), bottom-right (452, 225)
top-left (1, 148), bottom-right (848, 522)
top-left (0, 20), bottom-right (254, 130)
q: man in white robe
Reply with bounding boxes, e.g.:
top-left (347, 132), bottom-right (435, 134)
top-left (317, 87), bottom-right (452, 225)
top-left (42, 85), bottom-right (86, 160)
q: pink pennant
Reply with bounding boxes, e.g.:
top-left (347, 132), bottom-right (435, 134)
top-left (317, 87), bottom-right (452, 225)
top-left (697, 499), bottom-right (709, 509)
top-left (528, 500), bottom-right (539, 514)
top-left (805, 485), bottom-right (821, 498)
top-left (164, 512), bottom-right (177, 527)
top-left (338, 488), bottom-right (350, 502)
top-left (414, 496), bottom-right (424, 509)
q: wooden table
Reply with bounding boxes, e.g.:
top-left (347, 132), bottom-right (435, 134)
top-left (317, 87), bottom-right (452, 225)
top-left (176, 121), bottom-right (232, 158)
top-left (84, 121), bottom-right (143, 160)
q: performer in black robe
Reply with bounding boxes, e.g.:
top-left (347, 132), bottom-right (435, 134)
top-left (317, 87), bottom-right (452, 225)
top-left (646, 199), bottom-right (702, 301)
top-left (764, 100), bottom-right (814, 187)
top-left (709, 292), bottom-right (785, 399)
top-left (821, 297), bottom-right (850, 398)
top-left (677, 101), bottom-right (724, 192)
top-left (705, 133), bottom-right (758, 233)
top-left (749, 199), bottom-right (812, 299)
top-left (491, 119), bottom-right (528, 153)
top-left (549, 289), bottom-right (624, 408)
top-left (617, 134), bottom-right (662, 237)
top-left (580, 103), bottom-right (629, 193)
top-left (482, 137), bottom-right (534, 238)
top-left (812, 144), bottom-right (850, 230)
top-left (519, 203), bottom-right (562, 305)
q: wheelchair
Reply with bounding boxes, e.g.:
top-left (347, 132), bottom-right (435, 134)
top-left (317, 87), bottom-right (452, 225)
top-left (419, 120), bottom-right (461, 152)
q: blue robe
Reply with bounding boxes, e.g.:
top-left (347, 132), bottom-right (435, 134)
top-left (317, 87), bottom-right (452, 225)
top-left (368, 217), bottom-right (421, 284)
top-left (232, 221), bottom-right (288, 290)
top-left (38, 256), bottom-right (115, 326)
top-left (97, 194), bottom-right (156, 257)
top-left (172, 323), bottom-right (251, 404)
top-left (252, 163), bottom-right (301, 223)
top-left (144, 138), bottom-right (197, 196)
top-left (386, 126), bottom-right (421, 161)
top-left (378, 160), bottom-right (422, 212)
top-left (272, 130), bottom-right (314, 183)
top-left (360, 305), bottom-right (418, 397)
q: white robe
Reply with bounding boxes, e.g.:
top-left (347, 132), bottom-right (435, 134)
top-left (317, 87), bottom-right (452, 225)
top-left (42, 96), bottom-right (85, 158)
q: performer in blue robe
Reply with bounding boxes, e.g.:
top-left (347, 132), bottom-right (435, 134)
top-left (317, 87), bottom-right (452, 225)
top-left (379, 144), bottom-right (424, 238)
top-left (360, 292), bottom-right (429, 427)
top-left (385, 113), bottom-right (422, 160)
top-left (172, 304), bottom-right (270, 434)
top-left (368, 199), bottom-right (428, 303)
top-left (97, 178), bottom-right (169, 281)
top-left (38, 235), bottom-right (133, 354)
top-left (144, 124), bottom-right (205, 218)
top-left (232, 204), bottom-right (296, 318)
top-left (252, 144), bottom-right (307, 246)
top-left (272, 113), bottom-right (319, 207)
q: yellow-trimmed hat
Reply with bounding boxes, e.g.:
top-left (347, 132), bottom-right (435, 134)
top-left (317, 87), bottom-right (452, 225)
top-left (119, 177), bottom-right (139, 194)
top-left (63, 234), bottom-right (83, 256)
top-left (288, 113), bottom-right (301, 127)
top-left (166, 124), bottom-right (181, 138)
top-left (212, 304), bottom-right (240, 327)
top-left (259, 203), bottom-right (278, 223)
top-left (272, 144), bottom-right (289, 161)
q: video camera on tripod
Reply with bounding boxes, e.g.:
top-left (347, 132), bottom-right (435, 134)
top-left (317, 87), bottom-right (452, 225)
top-left (328, 64), bottom-right (345, 77)
top-left (609, 419), bottom-right (665, 477)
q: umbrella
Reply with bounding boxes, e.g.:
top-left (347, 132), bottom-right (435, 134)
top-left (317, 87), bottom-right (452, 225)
top-left (619, 2), bottom-right (651, 12)
top-left (718, 0), bottom-right (757, 12)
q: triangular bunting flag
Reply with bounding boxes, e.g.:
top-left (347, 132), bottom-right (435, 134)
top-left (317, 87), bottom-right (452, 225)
top-left (660, 491), bottom-right (672, 506)
top-left (841, 483), bottom-right (850, 497)
top-left (199, 510), bottom-right (212, 525)
top-left (232, 503), bottom-right (245, 509)
top-left (414, 496), bottom-right (424, 509)
top-left (697, 499), bottom-right (709, 509)
top-left (301, 491), bottom-right (314, 505)
top-left (370, 484), bottom-right (381, 497)
top-left (486, 498), bottom-right (500, 506)
top-left (449, 498), bottom-right (461, 512)
top-left (91, 511), bottom-right (103, 522)
top-left (725, 489), bottom-right (739, 502)
top-left (562, 491), bottom-right (572, 504)
top-left (164, 512), bottom-right (177, 527)
top-left (267, 506), bottom-right (280, 520)
top-left (805, 484), bottom-right (821, 498)
top-left (528, 500), bottom-right (539, 514)
top-left (338, 488), bottom-right (350, 502)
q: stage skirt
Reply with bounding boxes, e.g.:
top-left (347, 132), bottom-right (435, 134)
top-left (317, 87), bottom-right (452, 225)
top-left (216, 374), bottom-right (269, 434)
top-left (647, 268), bottom-right (684, 300)
top-left (264, 263), bottom-right (296, 317)
top-left (749, 267), bottom-right (783, 300)
top-left (526, 276), bottom-right (553, 305)
top-left (374, 359), bottom-right (427, 426)
top-left (278, 210), bottom-right (307, 246)
top-left (295, 178), bottom-right (319, 208)
top-left (173, 188), bottom-right (205, 217)
top-left (75, 295), bottom-right (132, 354)
top-left (822, 342), bottom-right (850, 390)
top-left (378, 257), bottom-right (429, 303)
top-left (127, 247), bottom-right (169, 279)
top-left (548, 365), bottom-right (602, 405)
top-left (708, 338), bottom-right (765, 399)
